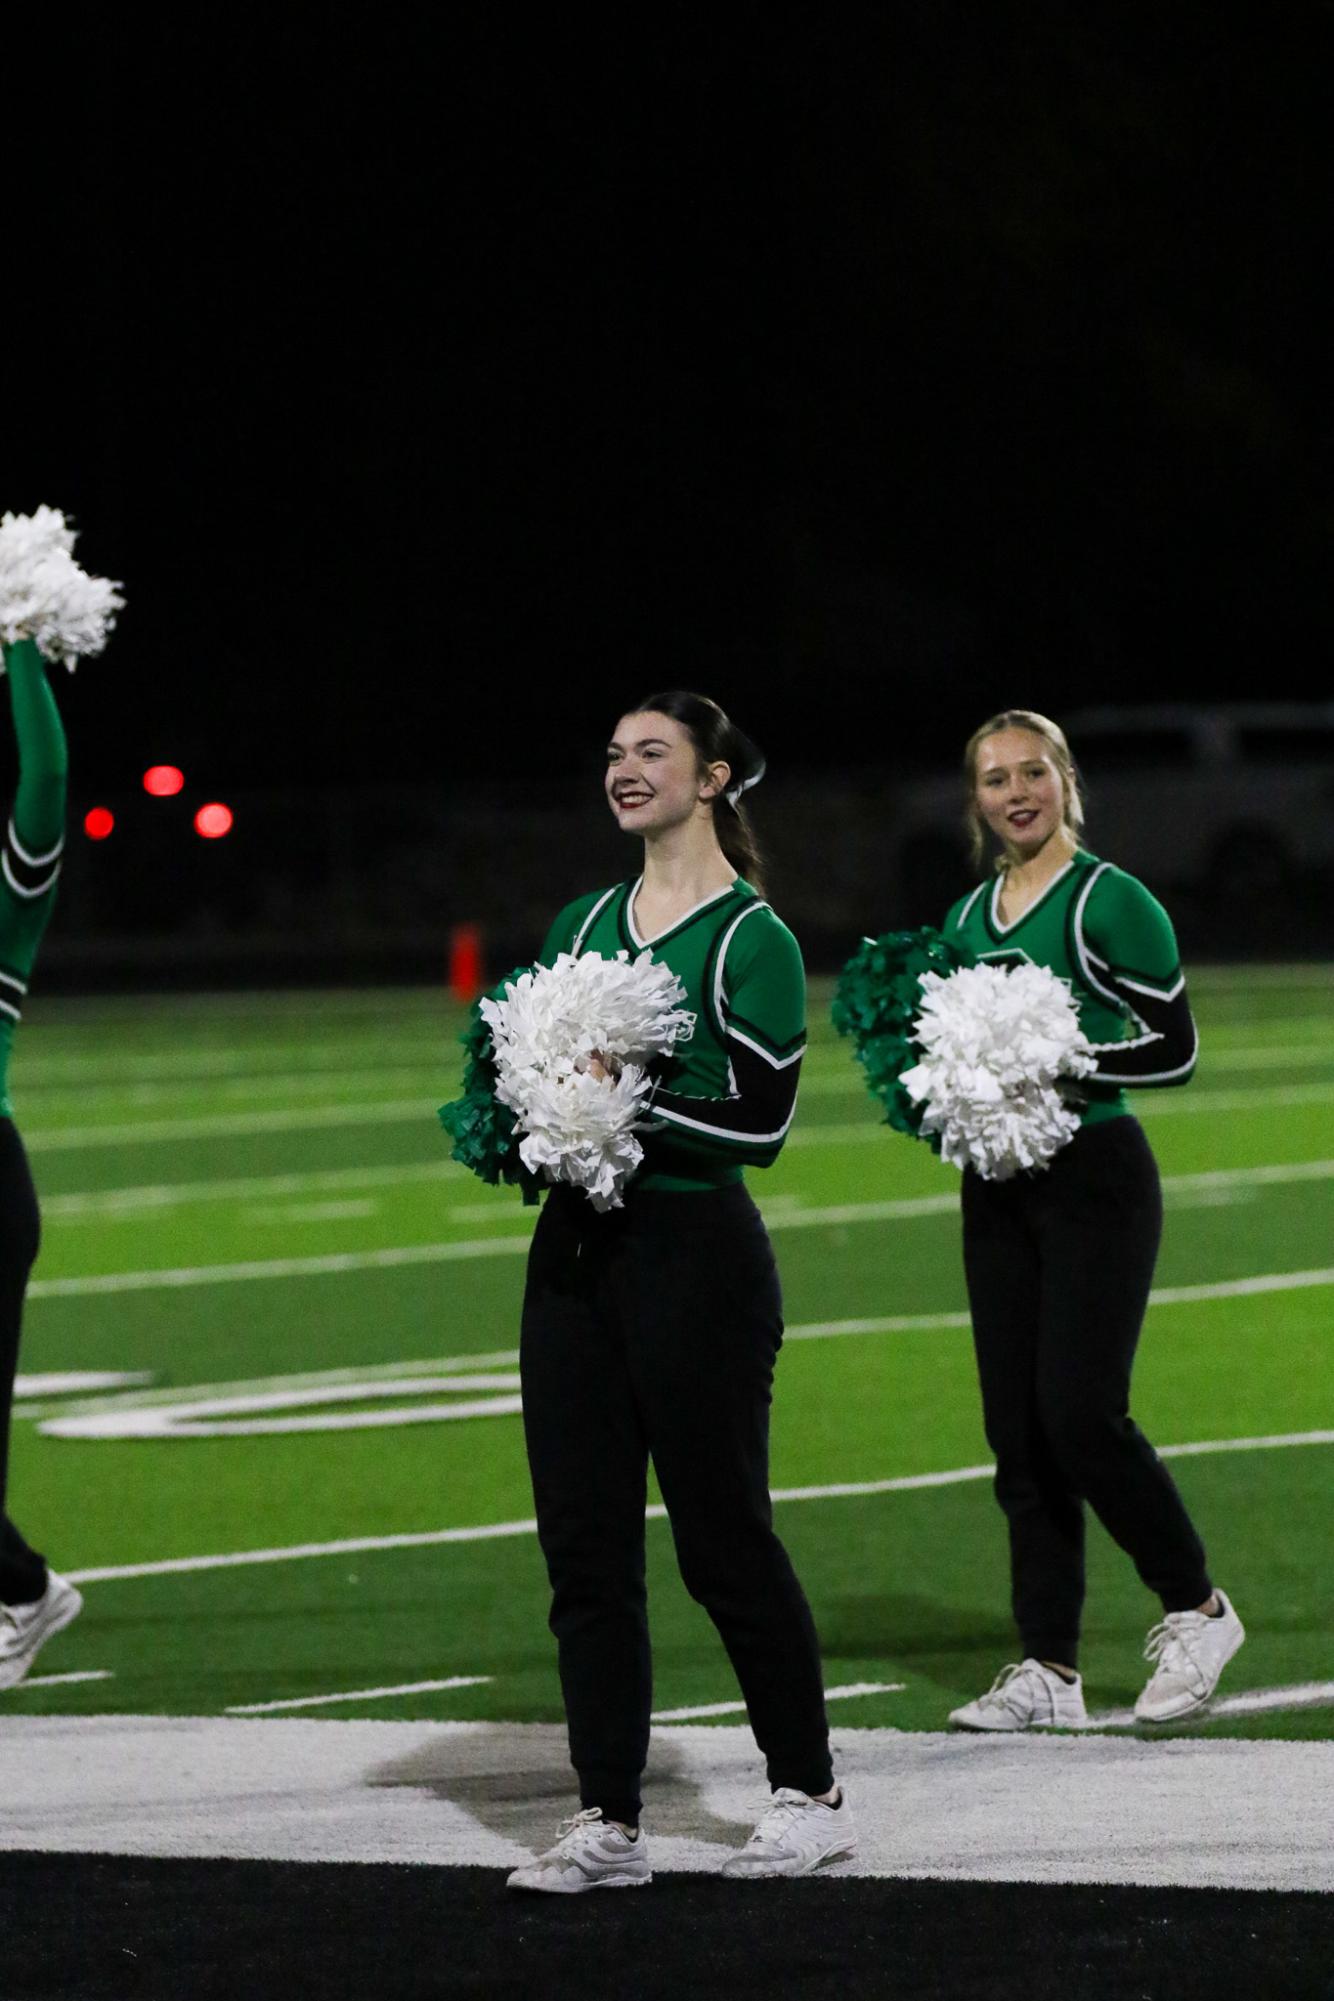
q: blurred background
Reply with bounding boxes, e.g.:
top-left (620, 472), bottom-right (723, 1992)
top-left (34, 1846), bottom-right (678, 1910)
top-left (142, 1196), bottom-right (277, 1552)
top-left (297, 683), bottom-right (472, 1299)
top-left (6, 4), bottom-right (1331, 986)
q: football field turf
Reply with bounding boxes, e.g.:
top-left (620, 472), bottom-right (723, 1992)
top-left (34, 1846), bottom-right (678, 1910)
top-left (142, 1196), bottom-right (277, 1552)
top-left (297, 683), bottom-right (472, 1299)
top-left (7, 965), bottom-right (1330, 1743)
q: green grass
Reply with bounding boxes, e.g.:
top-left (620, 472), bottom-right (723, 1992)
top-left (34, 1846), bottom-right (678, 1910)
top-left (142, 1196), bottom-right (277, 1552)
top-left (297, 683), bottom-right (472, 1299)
top-left (5, 970), bottom-right (1332, 1740)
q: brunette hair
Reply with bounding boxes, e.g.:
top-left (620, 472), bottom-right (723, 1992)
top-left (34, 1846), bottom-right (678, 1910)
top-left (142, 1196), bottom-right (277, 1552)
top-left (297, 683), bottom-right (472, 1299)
top-left (963, 708), bottom-right (1085, 873)
top-left (630, 689), bottom-right (768, 894)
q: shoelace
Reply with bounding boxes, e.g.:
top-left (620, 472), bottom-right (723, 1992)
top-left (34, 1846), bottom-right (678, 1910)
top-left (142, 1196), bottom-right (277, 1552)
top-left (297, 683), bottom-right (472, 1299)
top-left (552, 1807), bottom-right (612, 1851)
top-left (1142, 1613), bottom-right (1209, 1691)
top-left (976, 1662), bottom-right (1037, 1718)
top-left (745, 1791), bottom-right (812, 1846)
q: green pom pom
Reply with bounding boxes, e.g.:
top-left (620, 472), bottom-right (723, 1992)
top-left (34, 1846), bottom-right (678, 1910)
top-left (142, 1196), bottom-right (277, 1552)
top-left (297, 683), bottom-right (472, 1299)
top-left (438, 968), bottom-right (543, 1205)
top-left (832, 926), bottom-right (974, 1143)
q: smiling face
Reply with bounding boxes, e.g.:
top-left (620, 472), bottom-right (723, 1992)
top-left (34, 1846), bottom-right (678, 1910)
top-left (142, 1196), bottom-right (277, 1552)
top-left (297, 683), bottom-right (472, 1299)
top-left (604, 710), bottom-right (729, 838)
top-left (973, 727), bottom-right (1073, 864)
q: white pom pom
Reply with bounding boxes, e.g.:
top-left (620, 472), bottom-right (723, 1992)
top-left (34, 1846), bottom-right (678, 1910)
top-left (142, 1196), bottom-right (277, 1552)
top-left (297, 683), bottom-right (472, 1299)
top-left (0, 507), bottom-right (125, 671)
top-left (900, 961), bottom-right (1095, 1180)
top-left (481, 951), bottom-right (696, 1210)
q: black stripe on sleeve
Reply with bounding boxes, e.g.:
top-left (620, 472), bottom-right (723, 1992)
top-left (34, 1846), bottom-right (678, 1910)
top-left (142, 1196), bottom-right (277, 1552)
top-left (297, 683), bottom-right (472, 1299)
top-left (647, 1037), bottom-right (802, 1164)
top-left (1086, 974), bottom-right (1199, 1087)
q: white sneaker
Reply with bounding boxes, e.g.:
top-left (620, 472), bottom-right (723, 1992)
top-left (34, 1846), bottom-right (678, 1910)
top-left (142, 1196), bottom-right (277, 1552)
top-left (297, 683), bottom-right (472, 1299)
top-left (721, 1786), bottom-right (858, 1879)
top-left (948, 1659), bottom-right (1088, 1731)
top-left (506, 1808), bottom-right (651, 1894)
top-left (0, 1572), bottom-right (84, 1692)
top-left (1134, 1591), bottom-right (1245, 1723)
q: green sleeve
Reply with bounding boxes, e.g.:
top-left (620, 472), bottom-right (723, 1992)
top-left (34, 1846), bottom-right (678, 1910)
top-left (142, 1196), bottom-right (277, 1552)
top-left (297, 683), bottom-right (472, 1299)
top-left (0, 638), bottom-right (68, 983)
top-left (719, 906), bottom-right (806, 1061)
top-left (538, 892), bottom-right (604, 968)
top-left (4, 637), bottom-right (68, 852)
top-left (1083, 866), bottom-right (1182, 991)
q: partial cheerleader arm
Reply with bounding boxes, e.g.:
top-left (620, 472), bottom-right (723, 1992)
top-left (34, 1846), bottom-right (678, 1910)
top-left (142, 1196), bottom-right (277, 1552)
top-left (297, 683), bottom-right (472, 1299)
top-left (646, 904), bottom-right (806, 1169)
top-left (2, 636), bottom-right (67, 904)
top-left (1079, 868), bottom-right (1198, 1089)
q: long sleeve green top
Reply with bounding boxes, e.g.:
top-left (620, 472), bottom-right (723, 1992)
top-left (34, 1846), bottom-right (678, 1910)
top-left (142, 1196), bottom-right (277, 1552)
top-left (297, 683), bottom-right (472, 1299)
top-left (0, 638), bottom-right (68, 1116)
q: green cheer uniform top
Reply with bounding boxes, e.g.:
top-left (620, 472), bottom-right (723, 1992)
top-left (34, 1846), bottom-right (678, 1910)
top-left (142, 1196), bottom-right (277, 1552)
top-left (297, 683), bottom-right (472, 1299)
top-left (0, 639), bottom-right (68, 1120)
top-left (944, 850), bottom-right (1198, 1125)
top-left (540, 876), bottom-right (805, 1192)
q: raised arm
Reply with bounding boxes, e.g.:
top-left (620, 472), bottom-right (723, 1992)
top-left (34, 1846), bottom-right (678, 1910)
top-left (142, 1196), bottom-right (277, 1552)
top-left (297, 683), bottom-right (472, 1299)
top-left (0, 639), bottom-right (68, 994)
top-left (4, 636), bottom-right (68, 877)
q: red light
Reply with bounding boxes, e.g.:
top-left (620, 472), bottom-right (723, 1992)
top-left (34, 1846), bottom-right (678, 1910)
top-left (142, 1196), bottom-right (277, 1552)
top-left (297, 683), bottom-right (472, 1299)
top-left (84, 807), bottom-right (115, 841)
top-left (143, 765), bottom-right (185, 797)
top-left (194, 802), bottom-right (234, 839)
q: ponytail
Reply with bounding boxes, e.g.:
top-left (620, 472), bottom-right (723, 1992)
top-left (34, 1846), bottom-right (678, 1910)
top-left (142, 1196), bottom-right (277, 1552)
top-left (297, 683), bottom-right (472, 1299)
top-left (631, 688), bottom-right (768, 896)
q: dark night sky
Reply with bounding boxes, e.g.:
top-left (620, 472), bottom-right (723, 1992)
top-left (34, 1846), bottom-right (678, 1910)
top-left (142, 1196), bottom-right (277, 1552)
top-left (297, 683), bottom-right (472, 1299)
top-left (7, 5), bottom-right (1331, 801)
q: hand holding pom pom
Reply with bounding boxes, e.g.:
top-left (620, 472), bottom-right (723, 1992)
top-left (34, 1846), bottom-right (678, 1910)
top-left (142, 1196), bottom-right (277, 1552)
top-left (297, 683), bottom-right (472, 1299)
top-left (834, 928), bottom-right (1095, 1179)
top-left (832, 927), bottom-right (974, 1140)
top-left (441, 951), bottom-right (696, 1210)
top-left (0, 507), bottom-right (125, 671)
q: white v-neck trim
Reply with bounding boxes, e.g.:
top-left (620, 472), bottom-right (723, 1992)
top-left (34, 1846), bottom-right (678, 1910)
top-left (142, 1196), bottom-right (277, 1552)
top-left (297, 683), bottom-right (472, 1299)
top-left (626, 875), bottom-right (739, 949)
top-left (989, 856), bottom-right (1078, 934)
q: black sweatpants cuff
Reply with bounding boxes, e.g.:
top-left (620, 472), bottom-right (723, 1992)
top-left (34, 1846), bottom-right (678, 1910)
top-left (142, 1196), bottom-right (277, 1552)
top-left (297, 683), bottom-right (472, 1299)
top-left (579, 1770), bottom-right (642, 1829)
top-left (767, 1751), bottom-right (835, 1798)
top-left (1022, 1634), bottom-right (1080, 1672)
top-left (1159, 1574), bottom-right (1213, 1616)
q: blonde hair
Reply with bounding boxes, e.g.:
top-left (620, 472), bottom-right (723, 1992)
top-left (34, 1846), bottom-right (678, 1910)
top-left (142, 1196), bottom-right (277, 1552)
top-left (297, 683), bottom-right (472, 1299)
top-left (963, 709), bottom-right (1085, 874)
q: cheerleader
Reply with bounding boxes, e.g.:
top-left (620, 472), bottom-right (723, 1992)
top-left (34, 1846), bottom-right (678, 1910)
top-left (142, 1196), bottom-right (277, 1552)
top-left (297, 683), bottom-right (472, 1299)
top-left (506, 691), bottom-right (855, 1891)
top-left (0, 638), bottom-right (83, 1689)
top-left (943, 710), bottom-right (1243, 1730)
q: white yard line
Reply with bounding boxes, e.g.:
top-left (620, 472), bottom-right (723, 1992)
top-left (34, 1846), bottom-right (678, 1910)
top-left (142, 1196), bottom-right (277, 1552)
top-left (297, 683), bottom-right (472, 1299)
top-left (787, 1091), bottom-right (1334, 1145)
top-left (19, 1671), bottom-right (114, 1689)
top-left (13, 1372), bottom-right (154, 1399)
top-left (15, 1351), bottom-right (526, 1423)
top-left (38, 1153), bottom-right (1333, 1226)
top-left (225, 1676), bottom-right (493, 1716)
top-left (650, 1681), bottom-right (904, 1722)
top-left (1085, 1681), bottom-right (1334, 1730)
top-left (63, 1429), bottom-right (1334, 1587)
top-left (16, 1039), bottom-right (450, 1087)
top-left (19, 1068), bottom-right (441, 1110)
top-left (28, 1199), bottom-right (1334, 1300)
top-left (23, 1100), bottom-right (435, 1152)
top-left (43, 1162), bottom-right (462, 1220)
top-left (22, 1079), bottom-right (1334, 1155)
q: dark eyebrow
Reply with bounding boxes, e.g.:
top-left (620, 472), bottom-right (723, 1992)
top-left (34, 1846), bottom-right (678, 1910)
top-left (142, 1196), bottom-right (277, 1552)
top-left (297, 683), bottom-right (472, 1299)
top-left (607, 737), bottom-right (672, 753)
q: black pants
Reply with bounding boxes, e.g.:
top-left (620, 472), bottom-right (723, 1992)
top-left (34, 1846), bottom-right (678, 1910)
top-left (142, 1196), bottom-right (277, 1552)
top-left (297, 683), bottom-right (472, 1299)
top-left (520, 1182), bottom-right (832, 1825)
top-left (961, 1115), bottom-right (1211, 1668)
top-left (0, 1117), bottom-right (48, 1606)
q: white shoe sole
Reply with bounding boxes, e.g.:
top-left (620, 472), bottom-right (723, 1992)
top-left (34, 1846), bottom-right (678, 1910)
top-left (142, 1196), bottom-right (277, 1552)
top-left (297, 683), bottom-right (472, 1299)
top-left (0, 1584), bottom-right (84, 1692)
top-left (723, 1836), bottom-right (859, 1880)
top-left (949, 1714), bottom-right (1087, 1732)
top-left (506, 1870), bottom-right (652, 1894)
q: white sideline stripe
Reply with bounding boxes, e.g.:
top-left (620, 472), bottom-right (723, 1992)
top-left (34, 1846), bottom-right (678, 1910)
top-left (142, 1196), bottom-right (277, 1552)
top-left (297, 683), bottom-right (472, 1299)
top-left (19, 1671), bottom-right (114, 1689)
top-left (63, 1429), bottom-right (1334, 1587)
top-left (38, 1152), bottom-right (1334, 1224)
top-left (650, 1681), bottom-right (905, 1722)
top-left (225, 1676), bottom-right (493, 1716)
